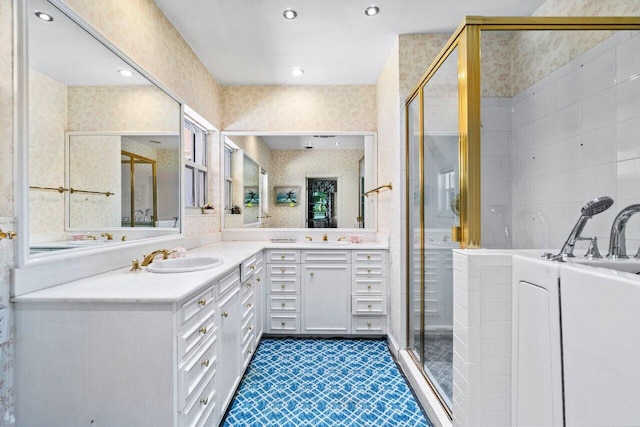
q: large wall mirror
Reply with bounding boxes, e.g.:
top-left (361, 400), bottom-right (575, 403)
top-left (222, 133), bottom-right (376, 229)
top-left (22, 0), bottom-right (182, 258)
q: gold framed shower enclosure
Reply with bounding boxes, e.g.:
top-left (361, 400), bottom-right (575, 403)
top-left (404, 16), bottom-right (640, 419)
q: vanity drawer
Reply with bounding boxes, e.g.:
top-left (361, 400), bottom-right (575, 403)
top-left (178, 334), bottom-right (217, 411)
top-left (242, 333), bottom-right (255, 369)
top-left (353, 251), bottom-right (386, 265)
top-left (353, 277), bottom-right (386, 295)
top-left (269, 295), bottom-right (300, 312)
top-left (353, 264), bottom-right (386, 279)
top-left (352, 316), bottom-right (386, 333)
top-left (180, 287), bottom-right (215, 328)
top-left (180, 370), bottom-right (217, 427)
top-left (352, 296), bottom-right (387, 315)
top-left (267, 250), bottom-right (300, 263)
top-left (241, 255), bottom-right (258, 282)
top-left (242, 292), bottom-right (255, 319)
top-left (216, 268), bottom-right (241, 298)
top-left (302, 250), bottom-right (351, 263)
top-left (268, 264), bottom-right (299, 277)
top-left (241, 277), bottom-right (255, 298)
top-left (268, 276), bottom-right (300, 294)
top-left (268, 314), bottom-right (299, 333)
top-left (178, 310), bottom-right (217, 363)
top-left (242, 312), bottom-right (255, 343)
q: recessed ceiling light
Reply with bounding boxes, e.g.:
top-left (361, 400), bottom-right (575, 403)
top-left (118, 68), bottom-right (133, 77)
top-left (291, 67), bottom-right (304, 77)
top-left (283, 9), bottom-right (297, 20)
top-left (335, 142), bottom-right (340, 146)
top-left (35, 11), bottom-right (54, 22)
top-left (364, 5), bottom-right (380, 16)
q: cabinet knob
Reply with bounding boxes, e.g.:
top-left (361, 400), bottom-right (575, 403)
top-left (281, 284), bottom-right (286, 289)
top-left (246, 283), bottom-right (252, 288)
top-left (281, 267), bottom-right (285, 273)
top-left (200, 397), bottom-right (209, 406)
top-left (222, 311), bottom-right (229, 318)
top-left (201, 359), bottom-right (210, 367)
top-left (281, 302), bottom-right (286, 307)
top-left (247, 325), bottom-right (253, 330)
top-left (367, 322), bottom-right (372, 327)
top-left (199, 326), bottom-right (207, 335)
top-left (310, 272), bottom-right (314, 277)
top-left (257, 278), bottom-right (261, 282)
top-left (198, 298), bottom-right (207, 307)
top-left (281, 321), bottom-right (286, 326)
top-left (246, 303), bottom-right (253, 308)
top-left (247, 349), bottom-right (253, 354)
top-left (367, 304), bottom-right (372, 309)
top-left (281, 255), bottom-right (285, 260)
top-left (367, 268), bottom-right (371, 273)
top-left (367, 255), bottom-right (371, 260)
top-left (367, 285), bottom-right (372, 290)
top-left (250, 265), bottom-right (256, 270)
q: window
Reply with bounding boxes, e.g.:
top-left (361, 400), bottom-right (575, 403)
top-left (184, 118), bottom-right (208, 207)
top-left (224, 144), bottom-right (233, 212)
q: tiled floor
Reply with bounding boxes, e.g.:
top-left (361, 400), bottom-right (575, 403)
top-left (222, 338), bottom-right (432, 426)
top-left (423, 336), bottom-right (453, 403)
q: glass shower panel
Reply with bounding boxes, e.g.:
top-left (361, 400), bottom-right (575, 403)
top-left (407, 96), bottom-right (422, 363)
top-left (422, 47), bottom-right (459, 409)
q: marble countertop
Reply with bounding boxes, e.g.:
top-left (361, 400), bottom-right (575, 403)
top-left (13, 240), bottom-right (387, 304)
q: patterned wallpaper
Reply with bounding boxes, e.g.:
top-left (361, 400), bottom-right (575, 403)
top-left (68, 86), bottom-right (180, 132)
top-left (222, 85), bottom-right (377, 132)
top-left (269, 149), bottom-right (364, 228)
top-left (68, 135), bottom-right (121, 229)
top-left (29, 70), bottom-right (67, 237)
top-left (399, 34), bottom-right (451, 100)
top-left (376, 37), bottom-right (404, 346)
top-left (62, 0), bottom-right (223, 129)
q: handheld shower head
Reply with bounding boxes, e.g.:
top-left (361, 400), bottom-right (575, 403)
top-left (556, 196), bottom-right (614, 259)
top-left (581, 196), bottom-right (614, 217)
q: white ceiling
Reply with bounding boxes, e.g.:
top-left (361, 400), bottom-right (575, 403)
top-left (154, 0), bottom-right (546, 86)
top-left (260, 135), bottom-right (364, 150)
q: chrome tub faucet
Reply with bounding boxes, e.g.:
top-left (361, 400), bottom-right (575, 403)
top-left (607, 204), bottom-right (640, 259)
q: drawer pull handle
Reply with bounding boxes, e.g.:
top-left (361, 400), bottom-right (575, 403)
top-left (367, 304), bottom-right (372, 309)
top-left (246, 283), bottom-right (252, 288)
top-left (367, 255), bottom-right (371, 260)
top-left (367, 322), bottom-right (372, 327)
top-left (250, 265), bottom-right (256, 270)
top-left (257, 278), bottom-right (261, 282)
top-left (367, 268), bottom-right (371, 273)
top-left (281, 267), bottom-right (285, 273)
top-left (200, 397), bottom-right (209, 406)
top-left (281, 321), bottom-right (286, 326)
top-left (198, 298), bottom-right (207, 307)
top-left (367, 285), bottom-right (372, 290)
top-left (222, 311), bottom-right (229, 318)
top-left (201, 359), bottom-right (210, 367)
top-left (247, 325), bottom-right (253, 330)
top-left (281, 284), bottom-right (286, 289)
top-left (246, 303), bottom-right (253, 308)
top-left (199, 326), bottom-right (207, 335)
top-left (310, 272), bottom-right (314, 277)
top-left (281, 302), bottom-right (286, 307)
top-left (281, 255), bottom-right (285, 260)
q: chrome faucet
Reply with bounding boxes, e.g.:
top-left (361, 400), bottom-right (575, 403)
top-left (607, 204), bottom-right (640, 259)
top-left (556, 196), bottom-right (613, 259)
top-left (140, 249), bottom-right (173, 266)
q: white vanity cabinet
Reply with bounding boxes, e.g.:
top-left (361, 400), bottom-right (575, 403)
top-left (351, 250), bottom-right (388, 334)
top-left (15, 254), bottom-right (260, 427)
top-left (302, 250), bottom-right (352, 334)
top-left (266, 249), bottom-right (301, 333)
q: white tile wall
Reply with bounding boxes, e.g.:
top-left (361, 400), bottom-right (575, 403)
top-left (510, 31), bottom-right (640, 253)
top-left (452, 250), bottom-right (513, 427)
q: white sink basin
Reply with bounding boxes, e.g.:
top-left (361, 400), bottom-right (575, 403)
top-left (146, 256), bottom-right (224, 273)
top-left (568, 258), bottom-right (640, 274)
top-left (307, 241), bottom-right (350, 246)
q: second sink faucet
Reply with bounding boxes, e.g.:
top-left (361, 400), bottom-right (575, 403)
top-left (607, 204), bottom-right (640, 259)
top-left (141, 249), bottom-right (173, 266)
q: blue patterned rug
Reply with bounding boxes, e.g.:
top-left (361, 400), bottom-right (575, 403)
top-left (222, 338), bottom-right (432, 426)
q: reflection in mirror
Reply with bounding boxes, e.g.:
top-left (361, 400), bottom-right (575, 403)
top-left (26, 0), bottom-right (181, 255)
top-left (223, 134), bottom-right (376, 229)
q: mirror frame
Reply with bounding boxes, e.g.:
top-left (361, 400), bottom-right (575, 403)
top-left (15, 0), bottom-right (185, 267)
top-left (220, 131), bottom-right (378, 231)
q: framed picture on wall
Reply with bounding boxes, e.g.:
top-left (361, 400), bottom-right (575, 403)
top-left (244, 186), bottom-right (259, 206)
top-left (275, 186), bottom-right (299, 206)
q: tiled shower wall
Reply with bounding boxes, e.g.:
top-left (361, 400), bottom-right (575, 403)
top-left (510, 30), bottom-right (640, 252)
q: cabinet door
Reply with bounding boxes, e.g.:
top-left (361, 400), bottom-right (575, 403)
top-left (302, 264), bottom-right (351, 334)
top-left (216, 285), bottom-right (242, 413)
